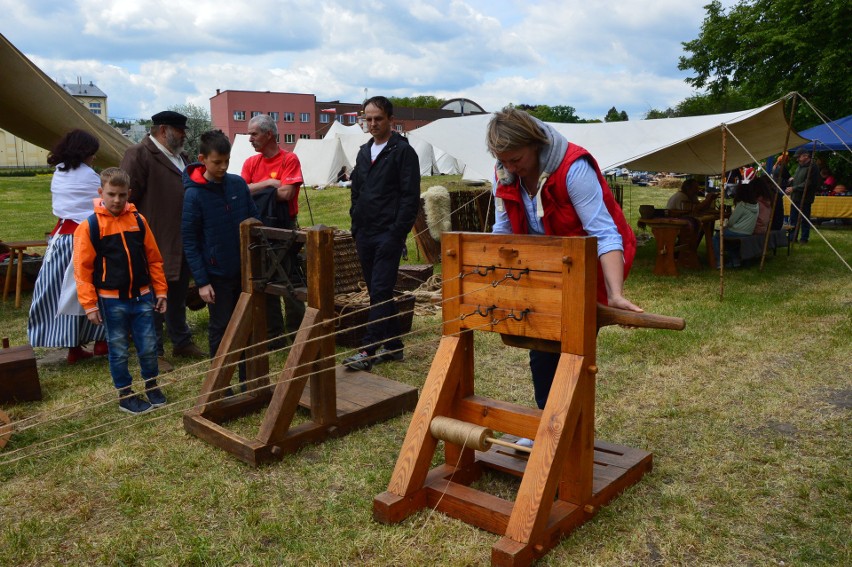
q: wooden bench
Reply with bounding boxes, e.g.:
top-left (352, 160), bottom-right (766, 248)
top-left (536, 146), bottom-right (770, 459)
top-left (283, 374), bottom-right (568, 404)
top-left (722, 229), bottom-right (789, 264)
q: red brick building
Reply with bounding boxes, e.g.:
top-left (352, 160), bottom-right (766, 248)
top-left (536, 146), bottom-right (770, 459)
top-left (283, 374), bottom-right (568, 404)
top-left (211, 90), bottom-right (485, 148)
top-left (210, 90), bottom-right (316, 149)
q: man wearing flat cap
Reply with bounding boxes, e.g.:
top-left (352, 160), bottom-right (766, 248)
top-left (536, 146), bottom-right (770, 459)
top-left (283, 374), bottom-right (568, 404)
top-left (786, 147), bottom-right (821, 243)
top-left (121, 110), bottom-right (206, 372)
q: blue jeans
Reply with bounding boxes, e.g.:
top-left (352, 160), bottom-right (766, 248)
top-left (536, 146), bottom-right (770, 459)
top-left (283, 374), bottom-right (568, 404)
top-left (99, 293), bottom-right (159, 390)
top-left (789, 195), bottom-right (812, 242)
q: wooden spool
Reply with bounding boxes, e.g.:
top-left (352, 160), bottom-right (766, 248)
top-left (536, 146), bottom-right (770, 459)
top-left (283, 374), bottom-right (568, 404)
top-left (0, 408), bottom-right (12, 450)
top-left (430, 416), bottom-right (531, 454)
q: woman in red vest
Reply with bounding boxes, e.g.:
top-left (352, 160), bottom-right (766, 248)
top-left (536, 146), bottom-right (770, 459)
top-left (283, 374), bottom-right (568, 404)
top-left (487, 108), bottom-right (643, 430)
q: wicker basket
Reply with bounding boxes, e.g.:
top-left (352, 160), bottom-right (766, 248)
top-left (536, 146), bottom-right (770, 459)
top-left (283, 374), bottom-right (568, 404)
top-left (334, 292), bottom-right (416, 348)
top-left (395, 264), bottom-right (434, 291)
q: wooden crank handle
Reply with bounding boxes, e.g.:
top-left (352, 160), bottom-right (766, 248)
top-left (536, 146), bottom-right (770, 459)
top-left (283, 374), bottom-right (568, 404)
top-left (596, 304), bottom-right (685, 331)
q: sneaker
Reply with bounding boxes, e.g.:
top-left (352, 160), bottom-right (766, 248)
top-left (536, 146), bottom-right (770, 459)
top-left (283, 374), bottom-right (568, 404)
top-left (144, 379), bottom-right (167, 408)
top-left (375, 346), bottom-right (404, 364)
top-left (118, 388), bottom-right (153, 415)
top-left (515, 438), bottom-right (534, 450)
top-left (342, 351), bottom-right (373, 371)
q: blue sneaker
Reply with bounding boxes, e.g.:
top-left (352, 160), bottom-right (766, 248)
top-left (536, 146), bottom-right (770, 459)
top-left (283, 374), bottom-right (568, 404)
top-left (118, 388), bottom-right (153, 415)
top-left (342, 351), bottom-right (373, 371)
top-left (375, 346), bottom-right (404, 364)
top-left (144, 379), bottom-right (167, 408)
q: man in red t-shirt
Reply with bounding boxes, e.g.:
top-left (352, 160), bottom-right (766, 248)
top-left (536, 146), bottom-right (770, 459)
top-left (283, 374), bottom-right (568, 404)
top-left (241, 114), bottom-right (306, 344)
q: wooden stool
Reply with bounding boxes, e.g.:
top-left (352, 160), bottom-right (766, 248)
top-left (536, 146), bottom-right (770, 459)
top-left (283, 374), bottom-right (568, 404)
top-left (2, 239), bottom-right (47, 308)
top-left (0, 337), bottom-right (41, 403)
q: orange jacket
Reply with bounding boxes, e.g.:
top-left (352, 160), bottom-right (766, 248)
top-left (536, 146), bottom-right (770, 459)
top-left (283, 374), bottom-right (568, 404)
top-left (73, 199), bottom-right (167, 314)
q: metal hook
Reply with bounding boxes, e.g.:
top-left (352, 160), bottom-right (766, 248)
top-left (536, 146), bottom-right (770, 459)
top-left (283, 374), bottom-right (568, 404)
top-left (491, 267), bottom-right (530, 287)
top-left (461, 265), bottom-right (496, 279)
top-left (491, 308), bottom-right (531, 325)
top-left (460, 304), bottom-right (496, 320)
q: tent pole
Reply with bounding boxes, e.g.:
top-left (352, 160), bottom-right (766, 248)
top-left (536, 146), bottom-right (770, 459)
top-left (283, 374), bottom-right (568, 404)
top-left (760, 95), bottom-right (798, 270)
top-left (719, 127), bottom-right (728, 301)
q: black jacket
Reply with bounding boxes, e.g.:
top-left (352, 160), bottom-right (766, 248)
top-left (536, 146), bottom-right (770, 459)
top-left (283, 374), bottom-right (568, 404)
top-left (350, 132), bottom-right (420, 240)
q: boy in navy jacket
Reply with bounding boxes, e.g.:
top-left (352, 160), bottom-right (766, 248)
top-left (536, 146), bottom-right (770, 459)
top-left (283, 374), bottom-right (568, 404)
top-left (181, 130), bottom-right (259, 386)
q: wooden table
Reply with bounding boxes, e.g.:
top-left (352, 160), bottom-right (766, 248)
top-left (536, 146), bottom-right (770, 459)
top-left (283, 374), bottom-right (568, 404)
top-left (638, 213), bottom-right (717, 276)
top-left (2, 239), bottom-right (47, 308)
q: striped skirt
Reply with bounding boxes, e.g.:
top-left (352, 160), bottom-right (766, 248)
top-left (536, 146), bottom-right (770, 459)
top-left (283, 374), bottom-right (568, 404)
top-left (27, 234), bottom-right (105, 347)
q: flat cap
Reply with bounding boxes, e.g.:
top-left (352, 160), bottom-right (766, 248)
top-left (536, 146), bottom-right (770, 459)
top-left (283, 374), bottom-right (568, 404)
top-left (151, 110), bottom-right (187, 128)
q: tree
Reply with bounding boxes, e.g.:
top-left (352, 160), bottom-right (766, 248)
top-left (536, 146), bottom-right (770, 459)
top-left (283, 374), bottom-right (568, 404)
top-left (169, 103), bottom-right (212, 158)
top-left (679, 0), bottom-right (852, 125)
top-left (644, 108), bottom-right (676, 120)
top-left (388, 96), bottom-right (446, 109)
top-left (516, 104), bottom-right (583, 123)
top-left (604, 107), bottom-right (628, 122)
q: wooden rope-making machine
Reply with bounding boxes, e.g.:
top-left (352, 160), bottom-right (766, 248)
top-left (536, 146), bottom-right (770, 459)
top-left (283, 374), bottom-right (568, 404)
top-left (374, 232), bottom-right (684, 566)
top-left (182, 220), bottom-right (417, 466)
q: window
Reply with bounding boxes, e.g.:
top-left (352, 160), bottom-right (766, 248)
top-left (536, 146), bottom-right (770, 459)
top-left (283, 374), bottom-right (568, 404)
top-left (90, 109), bottom-right (101, 115)
top-left (300, 112), bottom-right (310, 123)
top-left (299, 134), bottom-right (311, 139)
top-left (269, 112), bottom-right (279, 122)
top-left (336, 115), bottom-right (344, 123)
top-left (395, 124), bottom-right (403, 132)
top-left (250, 111), bottom-right (262, 118)
top-left (284, 134), bottom-right (295, 144)
top-left (348, 115), bottom-right (357, 124)
top-left (283, 112), bottom-right (295, 122)
top-left (233, 110), bottom-right (246, 121)
top-left (320, 114), bottom-right (329, 124)
top-left (89, 102), bottom-right (101, 109)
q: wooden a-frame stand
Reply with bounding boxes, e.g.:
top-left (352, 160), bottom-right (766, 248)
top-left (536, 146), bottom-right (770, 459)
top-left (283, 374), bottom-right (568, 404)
top-left (183, 221), bottom-right (418, 466)
top-left (374, 232), bottom-right (684, 566)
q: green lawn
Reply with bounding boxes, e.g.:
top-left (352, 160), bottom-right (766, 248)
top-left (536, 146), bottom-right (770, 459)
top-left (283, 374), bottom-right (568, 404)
top-left (1, 175), bottom-right (850, 566)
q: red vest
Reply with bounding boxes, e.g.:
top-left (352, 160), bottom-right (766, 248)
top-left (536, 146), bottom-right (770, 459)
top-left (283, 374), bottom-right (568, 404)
top-left (495, 144), bottom-right (636, 304)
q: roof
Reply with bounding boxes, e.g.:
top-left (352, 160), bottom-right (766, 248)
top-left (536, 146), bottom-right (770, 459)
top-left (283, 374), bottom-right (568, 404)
top-left (62, 81), bottom-right (107, 98)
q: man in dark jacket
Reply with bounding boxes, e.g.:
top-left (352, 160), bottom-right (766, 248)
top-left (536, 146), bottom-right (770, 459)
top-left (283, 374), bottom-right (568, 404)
top-left (786, 147), bottom-right (821, 243)
top-left (121, 110), bottom-right (206, 372)
top-left (343, 96), bottom-right (420, 372)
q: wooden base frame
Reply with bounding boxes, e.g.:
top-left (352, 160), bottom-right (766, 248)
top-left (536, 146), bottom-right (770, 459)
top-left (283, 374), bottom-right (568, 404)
top-left (374, 233), bottom-right (682, 566)
top-left (183, 223), bottom-right (418, 466)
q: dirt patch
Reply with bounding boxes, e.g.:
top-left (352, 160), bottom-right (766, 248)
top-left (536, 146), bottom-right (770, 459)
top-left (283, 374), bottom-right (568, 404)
top-left (765, 420), bottom-right (798, 437)
top-left (824, 388), bottom-right (852, 409)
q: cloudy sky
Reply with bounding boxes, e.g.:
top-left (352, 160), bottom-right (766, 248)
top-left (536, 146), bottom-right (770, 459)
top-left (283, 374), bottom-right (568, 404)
top-left (2, 0), bottom-right (736, 122)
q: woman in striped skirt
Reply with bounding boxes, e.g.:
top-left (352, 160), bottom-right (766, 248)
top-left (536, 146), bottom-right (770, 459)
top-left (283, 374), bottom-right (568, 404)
top-left (27, 129), bottom-right (106, 363)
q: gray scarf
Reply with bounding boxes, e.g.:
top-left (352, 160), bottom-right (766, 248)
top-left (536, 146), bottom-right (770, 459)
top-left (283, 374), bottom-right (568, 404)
top-left (495, 117), bottom-right (568, 189)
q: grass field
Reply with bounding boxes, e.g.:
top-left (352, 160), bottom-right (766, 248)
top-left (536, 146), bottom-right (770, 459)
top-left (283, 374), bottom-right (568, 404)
top-left (1, 174), bottom-right (850, 566)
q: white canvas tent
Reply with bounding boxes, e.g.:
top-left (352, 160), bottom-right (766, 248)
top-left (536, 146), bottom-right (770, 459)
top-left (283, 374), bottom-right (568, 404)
top-left (227, 134), bottom-right (256, 175)
top-left (409, 98), bottom-right (809, 182)
top-left (0, 33), bottom-right (131, 168)
top-left (407, 135), bottom-right (436, 177)
top-left (293, 137), bottom-right (350, 187)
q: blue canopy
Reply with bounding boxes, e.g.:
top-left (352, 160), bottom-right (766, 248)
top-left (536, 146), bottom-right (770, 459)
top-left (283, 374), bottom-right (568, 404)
top-left (795, 114), bottom-right (852, 152)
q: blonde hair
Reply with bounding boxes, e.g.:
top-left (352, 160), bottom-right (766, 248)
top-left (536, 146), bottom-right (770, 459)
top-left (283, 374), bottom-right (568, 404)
top-left (100, 167), bottom-right (130, 188)
top-left (486, 107), bottom-right (548, 156)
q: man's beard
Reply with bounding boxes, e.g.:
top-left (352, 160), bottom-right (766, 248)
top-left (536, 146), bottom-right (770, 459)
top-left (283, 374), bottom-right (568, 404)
top-left (165, 128), bottom-right (185, 154)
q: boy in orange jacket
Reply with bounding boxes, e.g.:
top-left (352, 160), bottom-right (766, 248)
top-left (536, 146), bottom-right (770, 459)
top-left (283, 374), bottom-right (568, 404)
top-left (74, 168), bottom-right (168, 414)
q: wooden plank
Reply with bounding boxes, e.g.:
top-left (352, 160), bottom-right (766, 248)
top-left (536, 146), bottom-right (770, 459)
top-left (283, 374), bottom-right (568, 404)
top-left (306, 227), bottom-right (337, 425)
top-left (505, 353), bottom-right (586, 544)
top-left (561, 237), bottom-right (597, 357)
top-left (182, 414), bottom-right (265, 466)
top-left (456, 232), bottom-right (568, 272)
top-left (441, 233), bottom-right (462, 335)
top-left (195, 292), bottom-right (255, 412)
top-left (454, 395), bottom-right (541, 441)
top-left (458, 305), bottom-right (561, 342)
top-left (459, 270), bottom-right (563, 316)
top-left (256, 308), bottom-right (323, 445)
top-left (424, 480), bottom-right (513, 535)
top-left (384, 333), bottom-right (471, 497)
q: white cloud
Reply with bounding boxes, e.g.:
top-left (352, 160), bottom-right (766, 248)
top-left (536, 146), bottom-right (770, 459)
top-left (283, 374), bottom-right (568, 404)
top-left (2, 0), bottom-right (737, 120)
